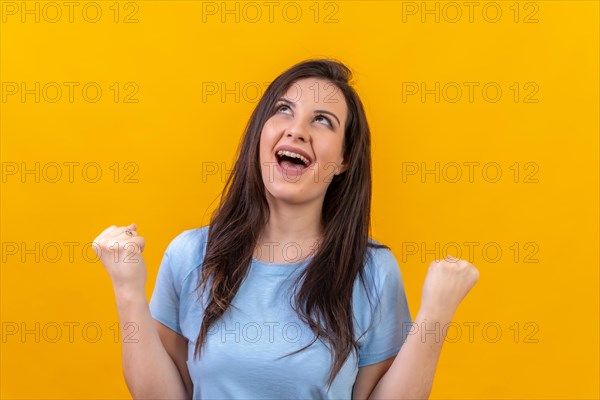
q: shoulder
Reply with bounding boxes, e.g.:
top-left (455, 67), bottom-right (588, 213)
top-left (352, 238), bottom-right (404, 307)
top-left (163, 225), bottom-right (210, 285)
top-left (352, 238), bottom-right (407, 339)
top-left (363, 238), bottom-right (402, 287)
top-left (166, 225), bottom-right (210, 255)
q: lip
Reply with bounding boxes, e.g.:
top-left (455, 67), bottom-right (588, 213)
top-left (273, 145), bottom-right (314, 178)
top-left (274, 145), bottom-right (314, 166)
top-left (275, 161), bottom-right (313, 177)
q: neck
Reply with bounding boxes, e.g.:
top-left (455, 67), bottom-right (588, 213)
top-left (258, 192), bottom-right (324, 257)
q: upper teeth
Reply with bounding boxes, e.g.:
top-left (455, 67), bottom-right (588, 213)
top-left (277, 150), bottom-right (310, 166)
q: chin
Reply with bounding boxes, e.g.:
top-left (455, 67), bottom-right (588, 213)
top-left (265, 185), bottom-right (310, 205)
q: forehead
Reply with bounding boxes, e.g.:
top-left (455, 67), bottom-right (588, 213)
top-left (281, 78), bottom-right (347, 119)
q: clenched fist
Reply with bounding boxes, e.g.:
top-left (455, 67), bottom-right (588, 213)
top-left (419, 256), bottom-right (480, 322)
top-left (92, 224), bottom-right (147, 293)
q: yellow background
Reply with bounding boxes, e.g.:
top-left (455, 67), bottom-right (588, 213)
top-left (1, 1), bottom-right (598, 398)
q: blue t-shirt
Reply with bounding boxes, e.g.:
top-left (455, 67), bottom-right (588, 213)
top-left (149, 226), bottom-right (412, 399)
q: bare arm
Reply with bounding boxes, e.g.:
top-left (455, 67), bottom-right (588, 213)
top-left (352, 357), bottom-right (395, 400)
top-left (115, 289), bottom-right (191, 399)
top-left (94, 224), bottom-right (191, 399)
top-left (154, 319), bottom-right (194, 398)
top-left (367, 310), bottom-right (448, 400)
top-left (369, 257), bottom-right (480, 399)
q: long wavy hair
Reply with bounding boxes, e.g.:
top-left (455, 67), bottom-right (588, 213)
top-left (194, 58), bottom-right (389, 388)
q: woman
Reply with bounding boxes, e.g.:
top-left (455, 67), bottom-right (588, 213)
top-left (93, 59), bottom-right (479, 399)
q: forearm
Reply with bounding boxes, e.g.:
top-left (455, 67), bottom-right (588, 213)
top-left (114, 289), bottom-right (189, 399)
top-left (368, 310), bottom-right (451, 400)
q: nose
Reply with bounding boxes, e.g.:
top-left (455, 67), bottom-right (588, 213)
top-left (286, 122), bottom-right (308, 142)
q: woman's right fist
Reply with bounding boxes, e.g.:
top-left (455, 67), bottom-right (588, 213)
top-left (92, 224), bottom-right (147, 293)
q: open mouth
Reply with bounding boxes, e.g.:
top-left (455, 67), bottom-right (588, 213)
top-left (275, 150), bottom-right (312, 172)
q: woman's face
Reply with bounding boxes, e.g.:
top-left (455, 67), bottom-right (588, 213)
top-left (258, 78), bottom-right (349, 205)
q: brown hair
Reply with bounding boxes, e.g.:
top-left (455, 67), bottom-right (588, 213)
top-left (194, 58), bottom-right (389, 388)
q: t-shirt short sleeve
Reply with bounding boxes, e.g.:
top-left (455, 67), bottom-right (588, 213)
top-left (358, 248), bottom-right (413, 367)
top-left (149, 236), bottom-right (184, 336)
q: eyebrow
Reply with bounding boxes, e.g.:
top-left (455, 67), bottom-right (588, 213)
top-left (277, 97), bottom-right (341, 128)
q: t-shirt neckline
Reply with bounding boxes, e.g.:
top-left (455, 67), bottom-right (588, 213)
top-left (251, 255), bottom-right (314, 267)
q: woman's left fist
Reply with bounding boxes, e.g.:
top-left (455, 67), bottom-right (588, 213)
top-left (419, 256), bottom-right (480, 322)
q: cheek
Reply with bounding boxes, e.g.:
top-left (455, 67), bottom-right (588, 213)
top-left (259, 131), bottom-right (280, 172)
top-left (260, 120), bottom-right (279, 141)
top-left (317, 140), bottom-right (344, 163)
top-left (259, 128), bottom-right (274, 156)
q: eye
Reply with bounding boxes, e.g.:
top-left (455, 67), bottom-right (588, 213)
top-left (275, 103), bottom-right (292, 114)
top-left (314, 114), bottom-right (332, 127)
